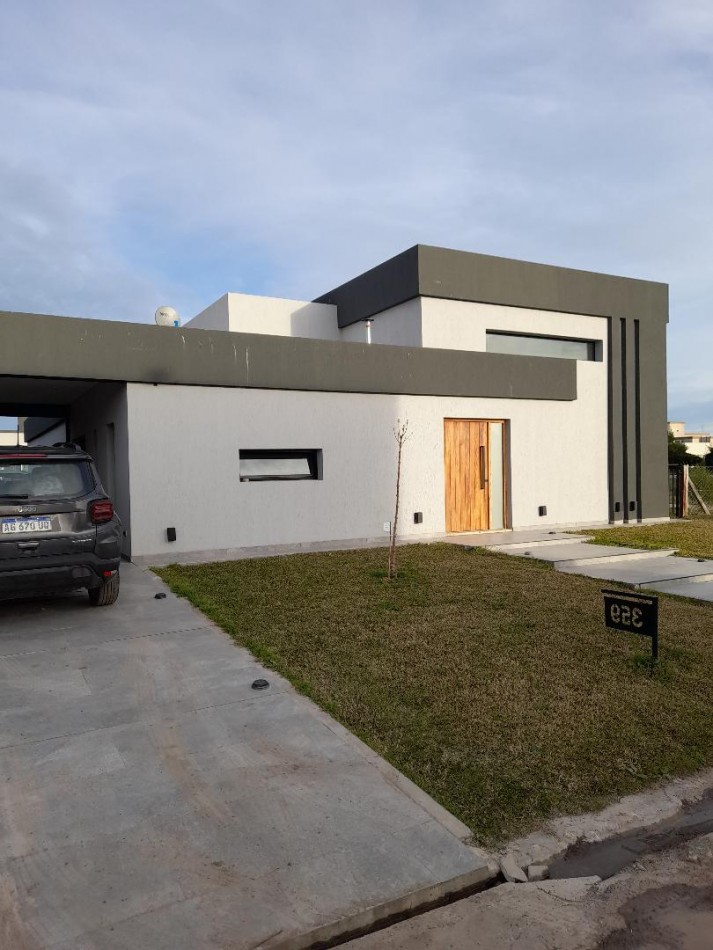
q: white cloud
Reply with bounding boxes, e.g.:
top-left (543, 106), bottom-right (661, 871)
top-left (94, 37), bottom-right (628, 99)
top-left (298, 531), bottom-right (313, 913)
top-left (0, 0), bottom-right (711, 418)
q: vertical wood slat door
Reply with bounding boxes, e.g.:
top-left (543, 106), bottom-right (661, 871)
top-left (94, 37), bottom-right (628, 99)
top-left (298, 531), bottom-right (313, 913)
top-left (444, 420), bottom-right (490, 532)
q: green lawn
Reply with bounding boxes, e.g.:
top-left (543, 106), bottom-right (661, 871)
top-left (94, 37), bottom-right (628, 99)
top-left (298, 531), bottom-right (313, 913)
top-left (582, 518), bottom-right (713, 560)
top-left (155, 544), bottom-right (713, 846)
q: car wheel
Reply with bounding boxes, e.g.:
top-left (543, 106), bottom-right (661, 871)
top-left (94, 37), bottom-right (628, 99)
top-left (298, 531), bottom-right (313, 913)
top-left (88, 572), bottom-right (120, 606)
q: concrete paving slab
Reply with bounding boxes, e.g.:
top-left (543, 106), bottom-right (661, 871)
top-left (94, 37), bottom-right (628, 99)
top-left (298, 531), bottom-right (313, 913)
top-left (495, 542), bottom-right (671, 563)
top-left (0, 565), bottom-right (209, 654)
top-left (556, 555), bottom-right (713, 586)
top-left (443, 529), bottom-right (592, 548)
top-left (644, 577), bottom-right (713, 601)
top-left (473, 528), bottom-right (713, 605)
top-left (0, 562), bottom-right (492, 949)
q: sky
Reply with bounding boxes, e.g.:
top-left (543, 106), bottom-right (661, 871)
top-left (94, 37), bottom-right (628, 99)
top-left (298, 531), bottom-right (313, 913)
top-left (1, 0), bottom-right (712, 430)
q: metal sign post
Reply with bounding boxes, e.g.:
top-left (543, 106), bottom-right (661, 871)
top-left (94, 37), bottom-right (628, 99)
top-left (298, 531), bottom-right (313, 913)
top-left (602, 589), bottom-right (659, 661)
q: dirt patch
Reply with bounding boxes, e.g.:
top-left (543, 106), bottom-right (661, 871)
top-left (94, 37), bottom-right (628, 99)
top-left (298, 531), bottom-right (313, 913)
top-left (597, 882), bottom-right (713, 949)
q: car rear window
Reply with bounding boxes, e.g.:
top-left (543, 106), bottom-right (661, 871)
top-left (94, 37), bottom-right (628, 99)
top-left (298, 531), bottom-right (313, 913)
top-left (0, 460), bottom-right (94, 500)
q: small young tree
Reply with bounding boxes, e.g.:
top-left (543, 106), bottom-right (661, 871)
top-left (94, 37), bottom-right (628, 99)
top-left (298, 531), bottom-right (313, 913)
top-left (388, 420), bottom-right (409, 580)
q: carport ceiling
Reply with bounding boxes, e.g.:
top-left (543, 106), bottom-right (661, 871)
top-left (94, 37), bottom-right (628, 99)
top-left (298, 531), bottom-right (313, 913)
top-left (0, 376), bottom-right (97, 415)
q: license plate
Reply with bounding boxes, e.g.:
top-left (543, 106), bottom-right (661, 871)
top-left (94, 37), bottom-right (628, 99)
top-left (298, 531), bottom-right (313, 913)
top-left (1, 517), bottom-right (53, 535)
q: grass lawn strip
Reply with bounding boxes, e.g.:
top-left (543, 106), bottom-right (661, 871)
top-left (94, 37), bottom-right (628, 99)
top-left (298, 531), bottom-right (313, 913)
top-left (156, 544), bottom-right (713, 846)
top-left (581, 518), bottom-right (713, 561)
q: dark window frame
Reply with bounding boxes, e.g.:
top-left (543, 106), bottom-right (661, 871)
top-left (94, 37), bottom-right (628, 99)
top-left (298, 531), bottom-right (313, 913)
top-left (239, 449), bottom-right (323, 482)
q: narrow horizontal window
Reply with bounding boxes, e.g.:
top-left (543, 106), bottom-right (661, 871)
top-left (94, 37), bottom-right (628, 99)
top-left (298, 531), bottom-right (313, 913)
top-left (486, 331), bottom-right (598, 361)
top-left (239, 449), bottom-right (322, 481)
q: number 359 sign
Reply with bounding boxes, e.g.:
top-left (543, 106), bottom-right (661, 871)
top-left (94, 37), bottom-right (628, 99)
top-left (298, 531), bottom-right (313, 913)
top-left (602, 589), bottom-right (659, 659)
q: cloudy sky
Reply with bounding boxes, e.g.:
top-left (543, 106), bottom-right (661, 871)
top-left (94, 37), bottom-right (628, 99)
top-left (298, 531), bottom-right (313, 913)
top-left (1, 0), bottom-right (711, 428)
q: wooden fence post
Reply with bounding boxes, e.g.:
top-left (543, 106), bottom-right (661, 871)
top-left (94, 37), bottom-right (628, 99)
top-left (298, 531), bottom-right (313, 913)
top-left (682, 465), bottom-right (689, 518)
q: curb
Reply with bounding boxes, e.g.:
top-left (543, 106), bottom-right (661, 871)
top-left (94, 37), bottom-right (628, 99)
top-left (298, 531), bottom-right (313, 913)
top-left (499, 768), bottom-right (713, 872)
top-left (271, 863), bottom-right (499, 950)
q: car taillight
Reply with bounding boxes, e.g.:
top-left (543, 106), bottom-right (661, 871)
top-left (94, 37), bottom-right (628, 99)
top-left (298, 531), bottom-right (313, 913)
top-left (89, 500), bottom-right (114, 524)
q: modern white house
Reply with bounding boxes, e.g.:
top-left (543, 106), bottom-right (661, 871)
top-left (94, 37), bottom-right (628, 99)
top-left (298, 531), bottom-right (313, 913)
top-left (2, 245), bottom-right (669, 563)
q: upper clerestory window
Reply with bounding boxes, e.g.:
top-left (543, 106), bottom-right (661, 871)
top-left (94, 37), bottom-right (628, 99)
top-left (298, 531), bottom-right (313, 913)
top-left (486, 331), bottom-right (598, 361)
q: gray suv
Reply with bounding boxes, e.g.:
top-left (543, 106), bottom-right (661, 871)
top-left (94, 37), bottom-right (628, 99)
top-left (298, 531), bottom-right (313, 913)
top-left (0, 444), bottom-right (122, 605)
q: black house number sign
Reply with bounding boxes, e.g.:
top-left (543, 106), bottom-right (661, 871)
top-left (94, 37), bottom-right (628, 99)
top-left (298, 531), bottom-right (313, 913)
top-left (602, 589), bottom-right (659, 659)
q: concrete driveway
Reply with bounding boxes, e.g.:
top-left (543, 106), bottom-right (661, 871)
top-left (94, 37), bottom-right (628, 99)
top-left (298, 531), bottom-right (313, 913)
top-left (0, 563), bottom-right (491, 949)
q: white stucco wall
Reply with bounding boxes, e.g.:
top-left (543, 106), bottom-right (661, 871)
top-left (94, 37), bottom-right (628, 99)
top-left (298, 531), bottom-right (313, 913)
top-left (186, 293), bottom-right (606, 359)
top-left (338, 297), bottom-right (607, 360)
top-left (69, 383), bottom-right (131, 557)
top-left (420, 298), bottom-right (607, 354)
top-left (125, 378), bottom-right (609, 559)
top-left (339, 299), bottom-right (423, 346)
top-left (185, 295), bottom-right (231, 331)
top-left (187, 293), bottom-right (340, 340)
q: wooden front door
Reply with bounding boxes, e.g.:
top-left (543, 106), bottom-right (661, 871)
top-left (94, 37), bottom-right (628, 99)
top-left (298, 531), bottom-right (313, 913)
top-left (444, 419), bottom-right (490, 532)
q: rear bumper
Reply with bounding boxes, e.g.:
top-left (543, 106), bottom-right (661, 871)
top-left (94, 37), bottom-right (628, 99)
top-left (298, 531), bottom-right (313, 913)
top-left (0, 554), bottom-right (120, 598)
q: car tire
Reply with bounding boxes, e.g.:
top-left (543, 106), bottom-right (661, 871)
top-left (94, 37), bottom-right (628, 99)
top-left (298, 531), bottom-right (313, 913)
top-left (88, 572), bottom-right (120, 606)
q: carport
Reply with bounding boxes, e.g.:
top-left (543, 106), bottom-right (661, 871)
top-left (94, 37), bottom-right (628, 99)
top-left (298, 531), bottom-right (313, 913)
top-left (2, 307), bottom-right (267, 559)
top-left (0, 377), bottom-right (130, 553)
top-left (1, 378), bottom-right (83, 449)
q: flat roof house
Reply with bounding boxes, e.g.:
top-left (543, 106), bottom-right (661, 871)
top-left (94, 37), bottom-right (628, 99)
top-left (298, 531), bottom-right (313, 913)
top-left (1, 245), bottom-right (669, 563)
top-left (669, 421), bottom-right (712, 459)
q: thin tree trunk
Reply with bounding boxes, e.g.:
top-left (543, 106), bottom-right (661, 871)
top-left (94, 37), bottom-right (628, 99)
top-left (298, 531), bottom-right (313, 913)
top-left (388, 439), bottom-right (403, 577)
top-left (389, 421), bottom-right (408, 579)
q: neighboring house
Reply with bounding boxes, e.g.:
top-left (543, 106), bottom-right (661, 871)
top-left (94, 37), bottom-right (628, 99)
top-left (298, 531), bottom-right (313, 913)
top-left (668, 422), bottom-right (712, 459)
top-left (22, 417), bottom-right (67, 447)
top-left (0, 245), bottom-right (669, 562)
top-left (0, 428), bottom-right (22, 447)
